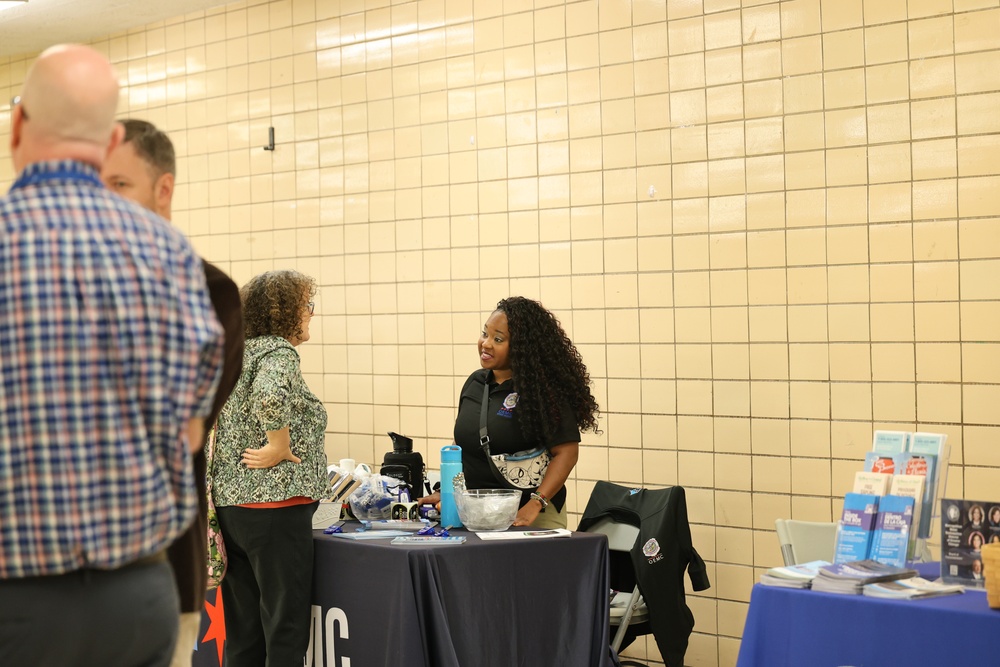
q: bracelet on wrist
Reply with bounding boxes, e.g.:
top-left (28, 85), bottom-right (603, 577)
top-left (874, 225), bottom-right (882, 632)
top-left (530, 492), bottom-right (549, 509)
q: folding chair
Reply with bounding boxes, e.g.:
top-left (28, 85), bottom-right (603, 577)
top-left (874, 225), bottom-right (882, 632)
top-left (774, 519), bottom-right (838, 565)
top-left (585, 516), bottom-right (650, 667)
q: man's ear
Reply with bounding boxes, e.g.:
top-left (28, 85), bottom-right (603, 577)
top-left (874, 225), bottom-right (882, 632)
top-left (154, 171), bottom-right (174, 218)
top-left (9, 104), bottom-right (24, 155)
top-left (105, 122), bottom-right (125, 158)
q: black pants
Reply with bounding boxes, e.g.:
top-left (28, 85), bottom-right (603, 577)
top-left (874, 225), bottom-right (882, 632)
top-left (0, 559), bottom-right (178, 667)
top-left (217, 502), bottom-right (317, 667)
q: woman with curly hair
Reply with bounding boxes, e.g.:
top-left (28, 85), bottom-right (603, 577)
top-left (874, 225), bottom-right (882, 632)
top-left (421, 296), bottom-right (600, 529)
top-left (211, 269), bottom-right (327, 667)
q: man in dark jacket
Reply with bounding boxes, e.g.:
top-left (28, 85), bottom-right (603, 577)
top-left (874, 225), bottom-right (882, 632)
top-left (103, 119), bottom-right (245, 667)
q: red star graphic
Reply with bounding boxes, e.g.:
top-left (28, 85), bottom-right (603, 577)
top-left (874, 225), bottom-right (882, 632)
top-left (202, 586), bottom-right (227, 666)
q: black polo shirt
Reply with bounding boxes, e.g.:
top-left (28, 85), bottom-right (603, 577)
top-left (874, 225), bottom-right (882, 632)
top-left (453, 369), bottom-right (581, 511)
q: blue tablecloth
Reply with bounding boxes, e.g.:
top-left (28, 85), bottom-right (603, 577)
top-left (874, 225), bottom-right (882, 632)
top-left (737, 583), bottom-right (999, 667)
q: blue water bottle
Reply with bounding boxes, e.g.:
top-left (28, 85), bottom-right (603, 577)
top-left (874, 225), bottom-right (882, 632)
top-left (440, 445), bottom-right (463, 528)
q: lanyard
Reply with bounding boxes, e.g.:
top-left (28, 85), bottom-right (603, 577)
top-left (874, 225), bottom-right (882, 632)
top-left (12, 162), bottom-right (103, 191)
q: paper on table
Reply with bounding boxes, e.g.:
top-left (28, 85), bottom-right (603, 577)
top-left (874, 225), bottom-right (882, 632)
top-left (326, 530), bottom-right (414, 539)
top-left (476, 529), bottom-right (572, 540)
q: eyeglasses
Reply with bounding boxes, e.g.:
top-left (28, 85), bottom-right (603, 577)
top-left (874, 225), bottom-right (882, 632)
top-left (307, 301), bottom-right (315, 315)
top-left (11, 95), bottom-right (27, 120)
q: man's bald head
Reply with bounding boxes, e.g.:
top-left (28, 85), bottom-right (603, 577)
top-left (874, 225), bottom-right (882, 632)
top-left (10, 44), bottom-right (123, 172)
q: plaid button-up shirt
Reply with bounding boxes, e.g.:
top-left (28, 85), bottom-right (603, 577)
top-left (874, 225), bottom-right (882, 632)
top-left (0, 160), bottom-right (223, 578)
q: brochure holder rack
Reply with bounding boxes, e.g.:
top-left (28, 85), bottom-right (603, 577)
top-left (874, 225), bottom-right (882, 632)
top-left (913, 440), bottom-right (951, 563)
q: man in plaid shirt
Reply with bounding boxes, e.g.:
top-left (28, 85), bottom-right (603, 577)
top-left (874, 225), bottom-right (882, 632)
top-left (0, 45), bottom-right (223, 667)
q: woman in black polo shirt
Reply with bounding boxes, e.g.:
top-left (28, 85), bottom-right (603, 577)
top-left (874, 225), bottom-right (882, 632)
top-left (421, 296), bottom-right (600, 528)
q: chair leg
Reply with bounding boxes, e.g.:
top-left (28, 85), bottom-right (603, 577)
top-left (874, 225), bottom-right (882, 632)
top-left (611, 586), bottom-right (643, 652)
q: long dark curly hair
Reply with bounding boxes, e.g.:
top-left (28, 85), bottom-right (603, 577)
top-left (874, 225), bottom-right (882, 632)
top-left (496, 296), bottom-right (600, 444)
top-left (241, 270), bottom-right (316, 340)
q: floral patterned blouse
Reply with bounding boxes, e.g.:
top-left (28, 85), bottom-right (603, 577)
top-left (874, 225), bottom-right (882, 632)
top-left (211, 335), bottom-right (328, 506)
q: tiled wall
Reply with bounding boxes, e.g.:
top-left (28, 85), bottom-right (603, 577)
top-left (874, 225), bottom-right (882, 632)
top-left (2, 0), bottom-right (1000, 664)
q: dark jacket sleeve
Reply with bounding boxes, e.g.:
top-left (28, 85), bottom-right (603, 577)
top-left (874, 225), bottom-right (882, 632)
top-left (203, 260), bottom-right (244, 430)
top-left (167, 261), bottom-right (244, 613)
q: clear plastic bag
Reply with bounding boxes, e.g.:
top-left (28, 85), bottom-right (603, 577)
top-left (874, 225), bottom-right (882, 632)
top-left (347, 473), bottom-right (404, 521)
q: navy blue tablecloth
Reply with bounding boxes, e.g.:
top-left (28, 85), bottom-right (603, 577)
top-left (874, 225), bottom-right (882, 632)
top-left (310, 526), bottom-right (617, 667)
top-left (737, 583), bottom-right (999, 667)
top-left (192, 526), bottom-right (617, 667)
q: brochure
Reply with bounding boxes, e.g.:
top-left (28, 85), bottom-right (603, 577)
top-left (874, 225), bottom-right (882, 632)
top-left (475, 529), bottom-right (573, 540)
top-left (834, 493), bottom-right (880, 564)
top-left (869, 495), bottom-right (915, 568)
top-left (812, 559), bottom-right (917, 595)
top-left (862, 577), bottom-right (964, 600)
top-left (326, 530), bottom-right (414, 539)
top-left (760, 560), bottom-right (831, 589)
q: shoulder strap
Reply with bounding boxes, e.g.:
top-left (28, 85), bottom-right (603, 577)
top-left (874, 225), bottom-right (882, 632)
top-left (479, 381), bottom-right (491, 454)
top-left (205, 425), bottom-right (217, 493)
top-left (479, 380), bottom-right (522, 490)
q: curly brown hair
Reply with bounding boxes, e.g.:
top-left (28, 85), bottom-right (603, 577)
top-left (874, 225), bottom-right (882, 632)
top-left (495, 296), bottom-right (601, 444)
top-left (241, 270), bottom-right (316, 340)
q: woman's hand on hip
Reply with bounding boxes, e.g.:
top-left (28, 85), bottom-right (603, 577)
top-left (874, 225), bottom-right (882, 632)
top-left (243, 426), bottom-right (301, 468)
top-left (242, 442), bottom-right (301, 468)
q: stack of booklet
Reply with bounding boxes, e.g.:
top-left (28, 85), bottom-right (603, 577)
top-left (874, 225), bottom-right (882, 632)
top-left (811, 559), bottom-right (918, 595)
top-left (862, 577), bottom-right (964, 599)
top-left (760, 560), bottom-right (831, 589)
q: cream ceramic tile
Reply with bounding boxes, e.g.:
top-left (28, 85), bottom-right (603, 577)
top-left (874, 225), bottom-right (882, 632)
top-left (822, 0), bottom-right (864, 31)
top-left (565, 0), bottom-right (597, 37)
top-left (782, 37), bottom-right (823, 79)
top-left (752, 455), bottom-right (790, 493)
top-left (537, 140), bottom-right (569, 175)
top-left (743, 46), bottom-right (782, 84)
top-left (964, 425), bottom-right (1000, 467)
top-left (790, 381), bottom-right (830, 419)
top-left (869, 303), bottom-right (914, 343)
top-left (913, 181), bottom-right (956, 226)
top-left (955, 8), bottom-right (1000, 54)
top-left (823, 28), bottom-right (868, 70)
top-left (708, 345), bottom-right (747, 381)
top-left (917, 383), bottom-right (962, 424)
top-left (702, 9), bottom-right (740, 50)
top-left (600, 63), bottom-right (635, 101)
top-left (865, 102), bottom-right (911, 146)
top-left (705, 46), bottom-right (743, 87)
top-left (669, 53), bottom-right (706, 92)
top-left (910, 56), bottom-right (956, 100)
top-left (667, 16), bottom-right (705, 56)
top-left (628, 0), bottom-right (665, 25)
top-left (781, 0), bottom-right (822, 37)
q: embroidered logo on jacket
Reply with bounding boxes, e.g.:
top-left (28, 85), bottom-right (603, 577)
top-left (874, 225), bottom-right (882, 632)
top-left (497, 392), bottom-right (518, 418)
top-left (643, 538), bottom-right (664, 564)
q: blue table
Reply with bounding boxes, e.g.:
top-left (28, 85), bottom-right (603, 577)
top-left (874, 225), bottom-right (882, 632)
top-left (737, 582), bottom-right (999, 667)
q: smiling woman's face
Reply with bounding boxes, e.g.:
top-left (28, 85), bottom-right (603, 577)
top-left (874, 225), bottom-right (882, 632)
top-left (478, 310), bottom-right (511, 380)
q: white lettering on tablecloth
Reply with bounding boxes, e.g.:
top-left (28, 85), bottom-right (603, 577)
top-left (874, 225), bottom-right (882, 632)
top-left (305, 605), bottom-right (350, 667)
